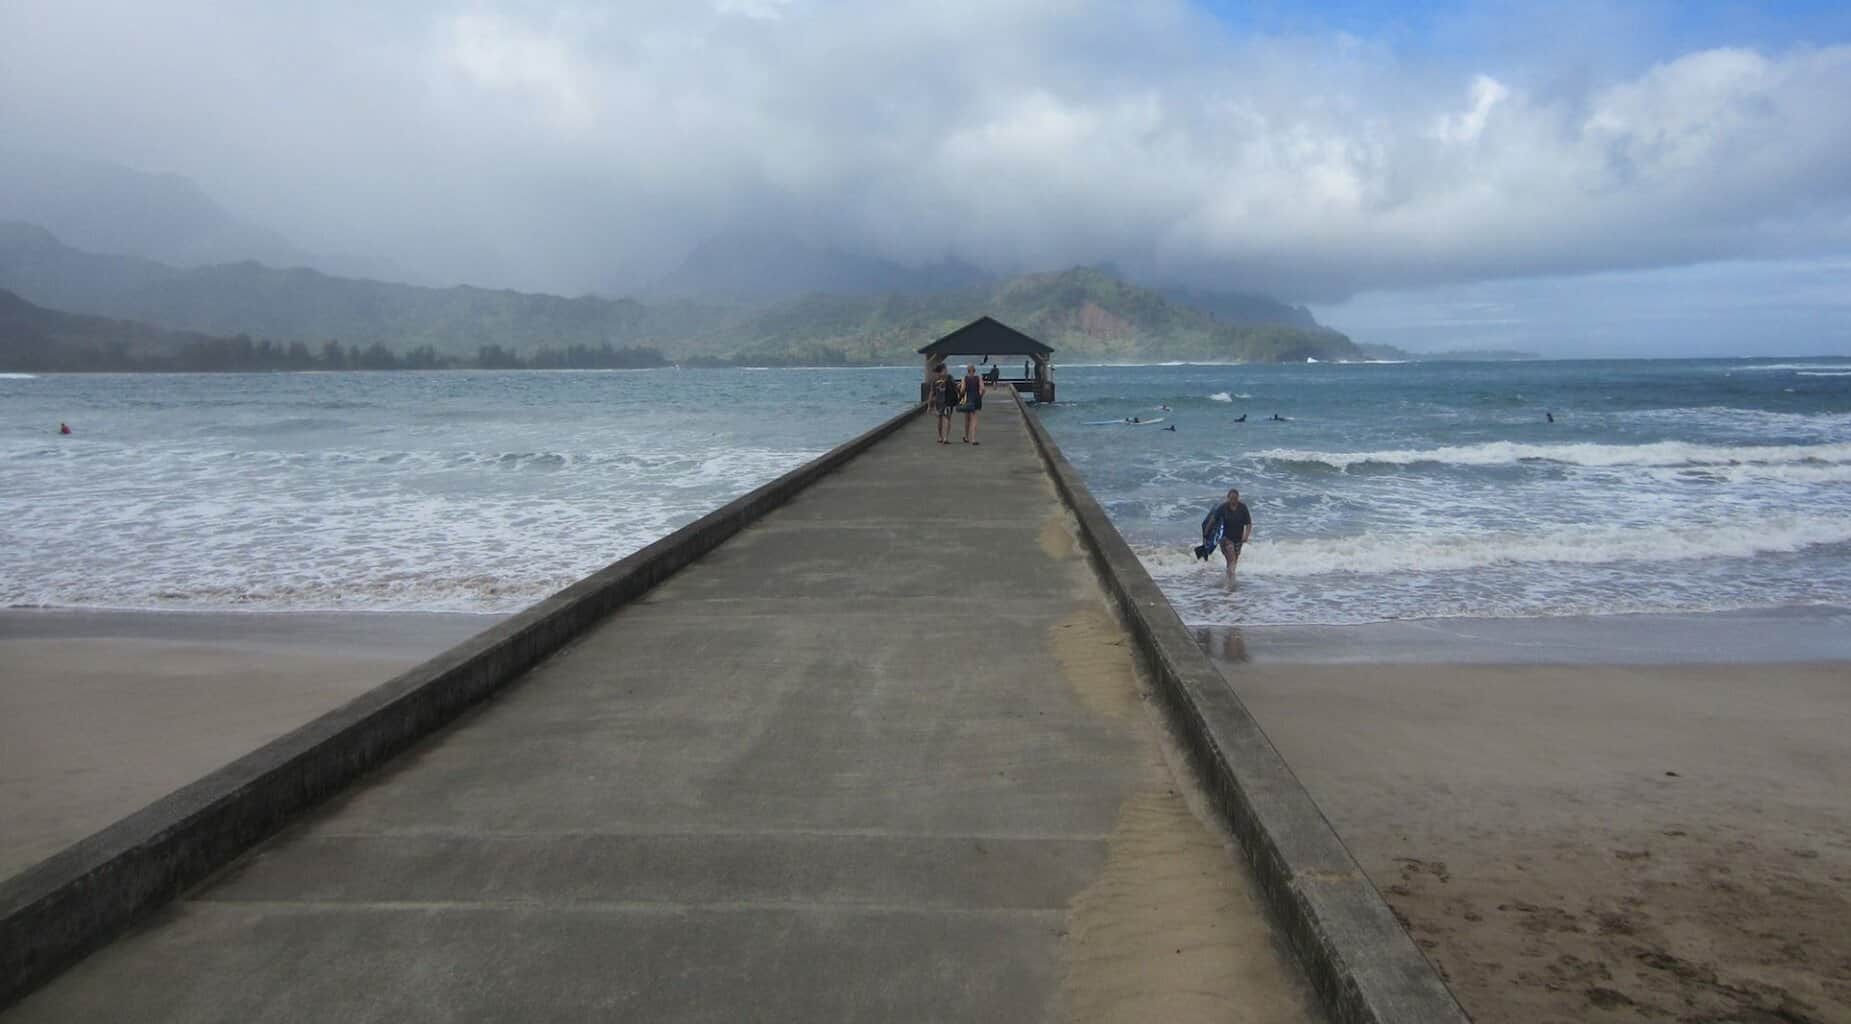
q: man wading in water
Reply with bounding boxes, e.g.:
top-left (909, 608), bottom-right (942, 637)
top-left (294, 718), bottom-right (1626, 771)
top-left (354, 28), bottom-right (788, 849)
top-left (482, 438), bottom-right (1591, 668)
top-left (1197, 488), bottom-right (1253, 587)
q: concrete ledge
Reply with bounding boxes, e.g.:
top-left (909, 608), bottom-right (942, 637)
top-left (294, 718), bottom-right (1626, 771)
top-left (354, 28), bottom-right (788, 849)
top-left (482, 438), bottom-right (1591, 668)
top-left (1012, 392), bottom-right (1469, 1024)
top-left (0, 402), bottom-right (925, 1011)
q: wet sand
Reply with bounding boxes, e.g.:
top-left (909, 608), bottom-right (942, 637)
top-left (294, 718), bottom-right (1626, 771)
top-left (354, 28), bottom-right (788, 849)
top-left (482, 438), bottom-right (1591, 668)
top-left (1049, 596), bottom-right (1315, 1022)
top-left (1203, 651), bottom-right (1851, 1023)
top-left (0, 609), bottom-right (499, 879)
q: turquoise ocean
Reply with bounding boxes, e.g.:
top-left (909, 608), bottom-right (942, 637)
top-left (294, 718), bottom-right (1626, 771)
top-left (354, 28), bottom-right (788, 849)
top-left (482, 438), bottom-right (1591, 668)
top-left (4, 359), bottom-right (1849, 628)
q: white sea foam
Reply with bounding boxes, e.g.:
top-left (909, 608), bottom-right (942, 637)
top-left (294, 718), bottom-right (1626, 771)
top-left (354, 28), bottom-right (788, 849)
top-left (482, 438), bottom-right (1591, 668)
top-left (1798, 370), bottom-right (1851, 377)
top-left (1728, 363), bottom-right (1851, 372)
top-left (1640, 462), bottom-right (1851, 485)
top-left (1135, 515), bottom-right (1851, 580)
top-left (0, 372), bottom-right (38, 379)
top-left (1208, 392), bottom-right (1234, 402)
top-left (1254, 440), bottom-right (1851, 471)
top-left (1618, 406), bottom-right (1851, 434)
top-left (0, 428), bottom-right (831, 613)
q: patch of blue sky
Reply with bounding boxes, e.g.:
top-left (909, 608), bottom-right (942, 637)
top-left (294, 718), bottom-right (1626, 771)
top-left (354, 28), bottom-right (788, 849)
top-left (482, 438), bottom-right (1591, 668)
top-left (1192, 0), bottom-right (1851, 62)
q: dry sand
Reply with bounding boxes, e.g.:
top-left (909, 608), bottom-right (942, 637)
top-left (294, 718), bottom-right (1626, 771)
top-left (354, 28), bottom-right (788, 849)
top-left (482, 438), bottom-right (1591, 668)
top-left (1206, 652), bottom-right (1851, 1023)
top-left (0, 609), bottom-right (497, 879)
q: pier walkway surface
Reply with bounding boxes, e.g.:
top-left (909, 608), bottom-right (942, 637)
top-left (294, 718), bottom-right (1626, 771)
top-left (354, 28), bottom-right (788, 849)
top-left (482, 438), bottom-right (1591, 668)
top-left (8, 398), bottom-right (1316, 1021)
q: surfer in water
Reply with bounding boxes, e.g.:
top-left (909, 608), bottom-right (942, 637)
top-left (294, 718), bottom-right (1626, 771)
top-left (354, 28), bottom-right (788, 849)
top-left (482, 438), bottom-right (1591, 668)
top-left (1234, 414), bottom-right (1247, 423)
top-left (1195, 488), bottom-right (1253, 587)
top-left (59, 422), bottom-right (72, 435)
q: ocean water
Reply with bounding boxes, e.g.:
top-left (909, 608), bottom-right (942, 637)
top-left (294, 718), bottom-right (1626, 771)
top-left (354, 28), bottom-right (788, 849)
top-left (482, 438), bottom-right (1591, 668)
top-left (4, 359), bottom-right (1849, 627)
top-left (1039, 358), bottom-right (1851, 625)
top-left (0, 369), bottom-right (909, 612)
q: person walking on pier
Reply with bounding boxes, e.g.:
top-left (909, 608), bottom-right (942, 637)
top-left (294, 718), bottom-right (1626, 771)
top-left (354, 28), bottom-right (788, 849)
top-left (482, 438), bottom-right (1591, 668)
top-left (1198, 488), bottom-right (1253, 587)
top-left (928, 363), bottom-right (956, 444)
top-left (961, 363), bottom-right (984, 445)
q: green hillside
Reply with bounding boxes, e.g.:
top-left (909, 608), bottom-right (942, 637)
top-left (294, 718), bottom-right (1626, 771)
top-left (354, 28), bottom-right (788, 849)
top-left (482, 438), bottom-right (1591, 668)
top-left (708, 268), bottom-right (1359, 364)
top-left (0, 223), bottom-right (1358, 365)
top-left (0, 289), bottom-right (669, 372)
top-left (0, 287), bottom-right (207, 369)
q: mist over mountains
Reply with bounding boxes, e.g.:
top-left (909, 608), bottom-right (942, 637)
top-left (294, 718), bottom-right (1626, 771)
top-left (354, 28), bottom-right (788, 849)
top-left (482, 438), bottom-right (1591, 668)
top-left (647, 232), bottom-right (993, 302)
top-left (0, 150), bottom-right (1351, 366)
top-left (0, 150), bottom-right (402, 281)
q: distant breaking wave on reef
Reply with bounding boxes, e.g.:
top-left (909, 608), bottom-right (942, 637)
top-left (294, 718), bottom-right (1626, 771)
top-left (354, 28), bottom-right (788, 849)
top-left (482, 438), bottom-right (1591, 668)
top-left (1253, 440), bottom-right (1851, 471)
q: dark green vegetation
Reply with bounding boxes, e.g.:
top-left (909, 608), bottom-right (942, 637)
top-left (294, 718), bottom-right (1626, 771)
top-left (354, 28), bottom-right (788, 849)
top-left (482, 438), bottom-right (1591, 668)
top-left (0, 222), bottom-right (1361, 368)
top-left (0, 290), bottom-right (665, 372)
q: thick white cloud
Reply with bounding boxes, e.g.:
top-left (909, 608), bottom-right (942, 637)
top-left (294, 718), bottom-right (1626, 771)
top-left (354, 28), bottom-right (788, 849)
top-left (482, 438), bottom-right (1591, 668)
top-left (2, 0), bottom-right (1848, 303)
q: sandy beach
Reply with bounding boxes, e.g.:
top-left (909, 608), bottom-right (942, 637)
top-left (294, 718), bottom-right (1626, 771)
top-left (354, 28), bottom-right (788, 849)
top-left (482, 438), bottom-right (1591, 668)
top-left (1203, 632), bottom-right (1851, 1023)
top-left (0, 609), bottom-right (499, 879)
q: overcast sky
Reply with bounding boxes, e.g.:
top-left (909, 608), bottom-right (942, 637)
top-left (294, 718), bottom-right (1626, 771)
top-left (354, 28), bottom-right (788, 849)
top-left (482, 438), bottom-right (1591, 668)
top-left (3, 0), bottom-right (1849, 354)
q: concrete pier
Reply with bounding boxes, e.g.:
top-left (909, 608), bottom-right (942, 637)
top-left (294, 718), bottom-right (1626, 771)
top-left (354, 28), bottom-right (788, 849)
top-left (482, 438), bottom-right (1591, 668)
top-left (5, 398), bottom-right (1320, 1021)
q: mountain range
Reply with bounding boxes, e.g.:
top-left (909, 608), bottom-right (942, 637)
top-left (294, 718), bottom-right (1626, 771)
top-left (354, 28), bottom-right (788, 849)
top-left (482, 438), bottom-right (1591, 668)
top-left (0, 219), bottom-right (1359, 367)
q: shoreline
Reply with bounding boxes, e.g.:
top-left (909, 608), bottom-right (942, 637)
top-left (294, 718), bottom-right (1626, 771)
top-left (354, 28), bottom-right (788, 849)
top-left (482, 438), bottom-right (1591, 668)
top-left (15, 599), bottom-right (1847, 667)
top-left (1199, 602), bottom-right (1851, 665)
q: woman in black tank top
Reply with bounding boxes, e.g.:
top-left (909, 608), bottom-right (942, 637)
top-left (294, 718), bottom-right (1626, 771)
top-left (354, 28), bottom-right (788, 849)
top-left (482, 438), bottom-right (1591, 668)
top-left (961, 364), bottom-right (983, 444)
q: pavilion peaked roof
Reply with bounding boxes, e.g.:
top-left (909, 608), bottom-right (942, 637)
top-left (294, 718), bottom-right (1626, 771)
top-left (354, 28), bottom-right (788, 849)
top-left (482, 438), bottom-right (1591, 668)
top-left (917, 316), bottom-right (1053, 357)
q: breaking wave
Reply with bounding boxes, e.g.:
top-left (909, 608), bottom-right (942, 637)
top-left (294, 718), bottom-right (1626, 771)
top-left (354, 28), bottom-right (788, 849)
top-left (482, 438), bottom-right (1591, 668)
top-left (1730, 363), bottom-right (1851, 372)
top-left (1133, 515), bottom-right (1851, 579)
top-left (1254, 440), bottom-right (1851, 471)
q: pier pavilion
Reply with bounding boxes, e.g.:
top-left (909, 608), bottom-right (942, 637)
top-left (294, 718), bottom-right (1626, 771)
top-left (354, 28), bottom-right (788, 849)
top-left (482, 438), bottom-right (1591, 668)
top-left (918, 316), bottom-right (1055, 403)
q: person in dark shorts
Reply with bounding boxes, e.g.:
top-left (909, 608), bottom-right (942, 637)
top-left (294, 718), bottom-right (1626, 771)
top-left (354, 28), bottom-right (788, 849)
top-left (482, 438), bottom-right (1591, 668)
top-left (928, 363), bottom-right (956, 444)
top-left (1197, 488), bottom-right (1253, 586)
top-left (960, 363), bottom-right (984, 445)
